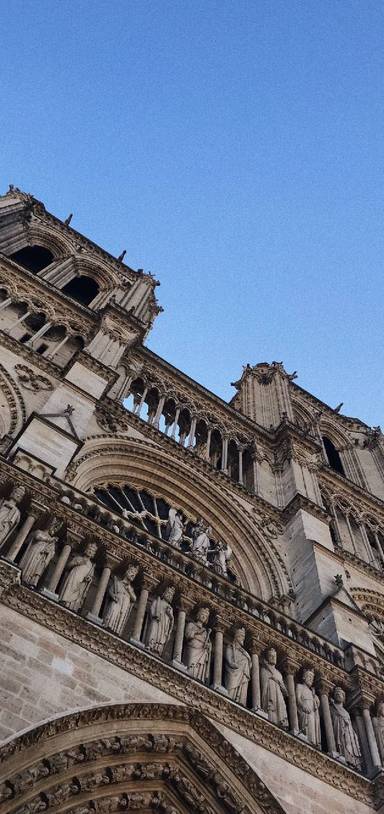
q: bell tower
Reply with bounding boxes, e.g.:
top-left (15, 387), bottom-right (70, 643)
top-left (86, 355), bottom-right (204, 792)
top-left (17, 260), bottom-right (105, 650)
top-left (231, 361), bottom-right (297, 429)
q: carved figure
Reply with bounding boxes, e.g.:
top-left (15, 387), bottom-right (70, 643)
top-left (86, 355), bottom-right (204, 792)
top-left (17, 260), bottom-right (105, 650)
top-left (103, 564), bottom-right (139, 635)
top-left (191, 518), bottom-right (211, 564)
top-left (331, 686), bottom-right (362, 769)
top-left (184, 606), bottom-right (212, 681)
top-left (0, 485), bottom-right (25, 548)
top-left (59, 541), bottom-right (98, 611)
top-left (224, 626), bottom-right (251, 705)
top-left (260, 646), bottom-right (288, 727)
top-left (211, 539), bottom-right (232, 577)
top-left (373, 700), bottom-right (384, 763)
top-left (144, 585), bottom-right (175, 655)
top-left (19, 519), bottom-right (61, 587)
top-left (296, 668), bottom-right (321, 747)
top-left (165, 508), bottom-right (185, 547)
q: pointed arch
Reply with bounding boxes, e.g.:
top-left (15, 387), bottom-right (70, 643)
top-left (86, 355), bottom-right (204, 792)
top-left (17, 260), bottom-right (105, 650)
top-left (0, 703), bottom-right (285, 814)
top-left (69, 436), bottom-right (292, 601)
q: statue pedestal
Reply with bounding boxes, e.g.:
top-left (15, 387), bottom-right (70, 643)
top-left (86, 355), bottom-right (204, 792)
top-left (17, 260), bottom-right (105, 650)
top-left (171, 659), bottom-right (187, 672)
top-left (86, 612), bottom-right (103, 626)
top-left (40, 588), bottom-right (59, 602)
top-left (211, 683), bottom-right (228, 696)
top-left (252, 707), bottom-right (269, 720)
top-left (129, 638), bottom-right (146, 650)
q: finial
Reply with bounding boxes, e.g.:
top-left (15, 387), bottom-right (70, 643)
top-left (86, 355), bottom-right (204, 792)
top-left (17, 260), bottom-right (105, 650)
top-left (117, 250), bottom-right (126, 262)
top-left (333, 402), bottom-right (344, 414)
top-left (64, 213), bottom-right (73, 226)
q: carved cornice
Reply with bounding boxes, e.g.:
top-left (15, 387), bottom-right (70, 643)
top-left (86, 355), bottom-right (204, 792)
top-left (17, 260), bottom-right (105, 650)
top-left (0, 576), bottom-right (373, 806)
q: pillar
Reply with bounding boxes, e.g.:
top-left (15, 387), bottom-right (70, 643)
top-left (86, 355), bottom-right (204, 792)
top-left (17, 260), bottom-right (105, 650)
top-left (211, 622), bottom-right (226, 692)
top-left (221, 436), bottom-right (228, 472)
top-left (6, 511), bottom-right (37, 562)
top-left (362, 703), bottom-right (382, 772)
top-left (187, 416), bottom-right (197, 449)
top-left (152, 394), bottom-right (166, 429)
top-left (87, 564), bottom-right (112, 624)
top-left (42, 543), bottom-right (72, 598)
top-left (238, 445), bottom-right (244, 485)
top-left (170, 407), bottom-right (181, 439)
top-left (171, 600), bottom-right (187, 670)
top-left (0, 297), bottom-right (12, 311)
top-left (318, 681), bottom-right (337, 755)
top-left (8, 310), bottom-right (32, 332)
top-left (130, 579), bottom-right (151, 644)
top-left (25, 321), bottom-right (53, 346)
top-left (284, 660), bottom-right (299, 735)
top-left (205, 426), bottom-right (212, 461)
top-left (353, 707), bottom-right (372, 775)
top-left (45, 333), bottom-right (70, 361)
top-left (251, 640), bottom-right (262, 710)
top-left (135, 386), bottom-right (149, 417)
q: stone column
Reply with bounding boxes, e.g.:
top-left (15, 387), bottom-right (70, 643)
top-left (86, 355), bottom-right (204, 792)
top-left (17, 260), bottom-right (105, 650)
top-left (204, 426), bottom-right (212, 461)
top-left (87, 564), bottom-right (112, 625)
top-left (250, 638), bottom-right (263, 711)
top-left (238, 444), bottom-right (245, 485)
top-left (187, 415), bottom-right (198, 449)
top-left (170, 407), bottom-right (181, 439)
top-left (130, 578), bottom-right (152, 645)
top-left (0, 297), bottom-right (12, 311)
top-left (171, 600), bottom-right (187, 670)
top-left (135, 386), bottom-right (149, 418)
top-left (221, 436), bottom-right (229, 472)
top-left (152, 394), bottom-right (166, 429)
top-left (8, 310), bottom-right (32, 332)
top-left (211, 620), bottom-right (226, 693)
top-left (284, 659), bottom-right (299, 735)
top-left (46, 333), bottom-right (70, 361)
top-left (25, 321), bottom-right (53, 346)
top-left (6, 511), bottom-right (37, 562)
top-left (362, 701), bottom-right (382, 772)
top-left (42, 543), bottom-right (72, 598)
top-left (353, 706), bottom-right (372, 775)
top-left (318, 680), bottom-right (337, 756)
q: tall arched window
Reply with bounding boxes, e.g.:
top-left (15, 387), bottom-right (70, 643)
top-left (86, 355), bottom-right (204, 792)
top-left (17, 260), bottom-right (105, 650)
top-left (61, 275), bottom-right (99, 307)
top-left (9, 245), bottom-right (54, 273)
top-left (322, 436), bottom-right (345, 476)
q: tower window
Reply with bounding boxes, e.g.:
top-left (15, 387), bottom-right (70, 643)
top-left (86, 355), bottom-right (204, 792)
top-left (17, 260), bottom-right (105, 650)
top-left (9, 245), bottom-right (54, 273)
top-left (322, 436), bottom-right (345, 476)
top-left (61, 275), bottom-right (99, 307)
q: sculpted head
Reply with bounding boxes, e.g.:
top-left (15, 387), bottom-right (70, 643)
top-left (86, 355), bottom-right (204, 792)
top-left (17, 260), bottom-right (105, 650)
top-left (163, 585), bottom-right (175, 603)
top-left (302, 668), bottom-right (315, 688)
top-left (266, 647), bottom-right (277, 665)
top-left (10, 485), bottom-right (25, 503)
top-left (125, 564), bottom-right (139, 581)
top-left (85, 541), bottom-right (98, 558)
top-left (233, 626), bottom-right (246, 646)
top-left (333, 686), bottom-right (346, 705)
top-left (197, 606), bottom-right (210, 625)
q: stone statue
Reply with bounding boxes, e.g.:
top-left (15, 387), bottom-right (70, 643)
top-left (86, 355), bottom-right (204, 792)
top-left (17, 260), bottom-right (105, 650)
top-left (103, 564), bottom-right (139, 635)
top-left (296, 668), bottom-right (321, 747)
top-left (165, 508), bottom-right (185, 548)
top-left (211, 539), bottom-right (232, 577)
top-left (260, 646), bottom-right (289, 727)
top-left (191, 518), bottom-right (211, 564)
top-left (19, 518), bottom-right (62, 587)
top-left (144, 585), bottom-right (175, 655)
top-left (184, 606), bottom-right (212, 681)
top-left (0, 485), bottom-right (25, 548)
top-left (373, 700), bottom-right (384, 763)
top-left (331, 686), bottom-right (362, 769)
top-left (59, 541), bottom-right (98, 612)
top-left (224, 626), bottom-right (251, 704)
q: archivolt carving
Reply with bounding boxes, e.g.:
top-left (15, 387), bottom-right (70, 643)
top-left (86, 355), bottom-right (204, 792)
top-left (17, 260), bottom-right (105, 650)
top-left (0, 362), bottom-right (26, 437)
top-left (0, 703), bottom-right (284, 814)
top-left (69, 437), bottom-right (291, 601)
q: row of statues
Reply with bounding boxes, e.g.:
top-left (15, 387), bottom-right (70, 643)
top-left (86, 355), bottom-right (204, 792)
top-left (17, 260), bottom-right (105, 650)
top-left (0, 489), bottom-right (376, 773)
top-left (0, 487), bottom-right (234, 581)
top-left (165, 509), bottom-right (233, 576)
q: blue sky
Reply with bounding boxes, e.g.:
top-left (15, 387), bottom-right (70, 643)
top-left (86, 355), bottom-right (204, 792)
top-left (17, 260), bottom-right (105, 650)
top-left (1, 0), bottom-right (383, 425)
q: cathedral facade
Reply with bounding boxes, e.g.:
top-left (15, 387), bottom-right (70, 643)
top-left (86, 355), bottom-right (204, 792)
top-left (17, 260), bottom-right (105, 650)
top-left (0, 186), bottom-right (383, 813)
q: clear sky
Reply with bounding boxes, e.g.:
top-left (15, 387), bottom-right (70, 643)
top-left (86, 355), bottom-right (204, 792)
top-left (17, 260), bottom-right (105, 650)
top-left (1, 0), bottom-right (383, 425)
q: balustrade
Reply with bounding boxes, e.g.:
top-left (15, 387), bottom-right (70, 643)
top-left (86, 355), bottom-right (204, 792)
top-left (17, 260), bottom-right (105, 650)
top-left (122, 374), bottom-right (253, 488)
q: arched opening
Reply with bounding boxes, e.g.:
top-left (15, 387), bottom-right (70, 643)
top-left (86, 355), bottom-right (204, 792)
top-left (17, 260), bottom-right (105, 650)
top-left (322, 436), bottom-right (345, 476)
top-left (9, 245), bottom-right (54, 273)
top-left (61, 274), bottom-right (99, 307)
